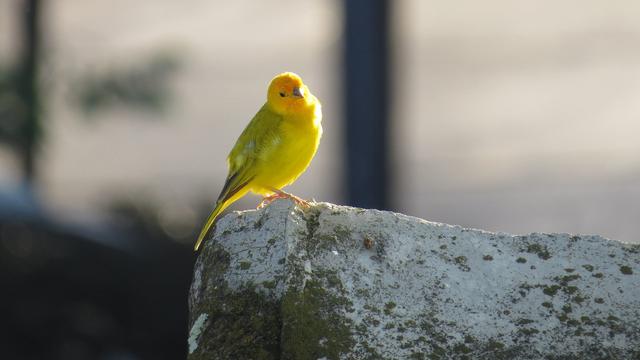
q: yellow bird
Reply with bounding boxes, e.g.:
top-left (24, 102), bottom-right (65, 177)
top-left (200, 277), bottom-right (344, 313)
top-left (194, 72), bottom-right (323, 251)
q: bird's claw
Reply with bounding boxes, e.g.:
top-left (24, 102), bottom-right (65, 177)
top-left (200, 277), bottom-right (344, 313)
top-left (257, 193), bottom-right (283, 209)
top-left (288, 194), bottom-right (311, 208)
top-left (258, 190), bottom-right (311, 209)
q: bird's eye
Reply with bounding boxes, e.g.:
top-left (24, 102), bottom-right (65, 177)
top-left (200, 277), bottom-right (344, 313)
top-left (279, 92), bottom-right (285, 97)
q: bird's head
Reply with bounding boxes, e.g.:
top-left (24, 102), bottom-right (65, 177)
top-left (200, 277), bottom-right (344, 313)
top-left (267, 72), bottom-right (313, 114)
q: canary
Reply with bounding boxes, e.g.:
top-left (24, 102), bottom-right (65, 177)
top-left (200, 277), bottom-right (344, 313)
top-left (194, 72), bottom-right (322, 251)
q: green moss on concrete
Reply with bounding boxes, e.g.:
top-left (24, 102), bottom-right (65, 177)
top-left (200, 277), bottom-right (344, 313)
top-left (405, 319), bottom-right (418, 328)
top-left (526, 243), bottom-right (552, 260)
top-left (486, 340), bottom-right (505, 351)
top-left (362, 303), bottom-right (380, 313)
top-left (572, 295), bottom-right (587, 304)
top-left (554, 274), bottom-right (580, 285)
top-left (620, 265), bottom-right (633, 275)
top-left (384, 301), bottom-right (397, 315)
top-left (517, 328), bottom-right (539, 336)
top-left (333, 224), bottom-right (352, 242)
top-left (280, 279), bottom-right (354, 360)
top-left (622, 243), bottom-right (640, 254)
top-left (326, 272), bottom-right (343, 288)
top-left (543, 285), bottom-right (561, 296)
top-left (303, 207), bottom-right (321, 242)
top-left (278, 207), bottom-right (356, 359)
top-left (566, 319), bottom-right (581, 326)
top-left (363, 315), bottom-right (380, 327)
top-left (300, 207), bottom-right (354, 256)
top-left (517, 318), bottom-right (535, 325)
top-left (419, 316), bottom-right (449, 345)
top-left (454, 256), bottom-right (470, 272)
top-left (582, 264), bottom-right (594, 272)
top-left (194, 286), bottom-right (281, 360)
top-left (563, 286), bottom-right (579, 295)
top-left (452, 343), bottom-right (472, 354)
top-left (189, 244), bottom-right (281, 360)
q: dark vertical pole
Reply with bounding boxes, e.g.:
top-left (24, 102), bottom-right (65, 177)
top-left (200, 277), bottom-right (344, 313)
top-left (18, 0), bottom-right (41, 183)
top-left (344, 0), bottom-right (390, 210)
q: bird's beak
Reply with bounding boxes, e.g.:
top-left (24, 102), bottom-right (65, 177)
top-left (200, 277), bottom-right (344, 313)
top-left (292, 86), bottom-right (304, 98)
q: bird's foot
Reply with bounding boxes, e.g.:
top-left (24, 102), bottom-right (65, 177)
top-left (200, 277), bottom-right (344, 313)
top-left (260, 188), bottom-right (311, 209)
top-left (284, 192), bottom-right (311, 208)
top-left (257, 193), bottom-right (287, 209)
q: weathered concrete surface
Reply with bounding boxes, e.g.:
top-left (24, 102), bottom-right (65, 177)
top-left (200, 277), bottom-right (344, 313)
top-left (188, 200), bottom-right (640, 359)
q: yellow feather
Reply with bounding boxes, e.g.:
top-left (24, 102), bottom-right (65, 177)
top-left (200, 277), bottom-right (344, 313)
top-left (194, 72), bottom-right (322, 250)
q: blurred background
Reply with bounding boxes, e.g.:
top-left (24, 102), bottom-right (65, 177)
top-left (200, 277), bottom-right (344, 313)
top-left (1, 0), bottom-right (639, 358)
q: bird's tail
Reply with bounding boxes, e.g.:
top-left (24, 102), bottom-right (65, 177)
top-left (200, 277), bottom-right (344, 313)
top-left (194, 199), bottom-right (228, 251)
top-left (194, 185), bottom-right (250, 251)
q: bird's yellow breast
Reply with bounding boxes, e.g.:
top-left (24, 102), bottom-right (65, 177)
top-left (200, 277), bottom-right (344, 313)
top-left (251, 101), bottom-right (322, 194)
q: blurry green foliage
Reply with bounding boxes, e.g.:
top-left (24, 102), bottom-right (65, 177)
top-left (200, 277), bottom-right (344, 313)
top-left (73, 51), bottom-right (181, 118)
top-left (0, 64), bottom-right (24, 148)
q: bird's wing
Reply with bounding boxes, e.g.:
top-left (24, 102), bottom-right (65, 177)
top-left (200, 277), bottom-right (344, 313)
top-left (195, 106), bottom-right (283, 251)
top-left (216, 105), bottom-right (282, 203)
